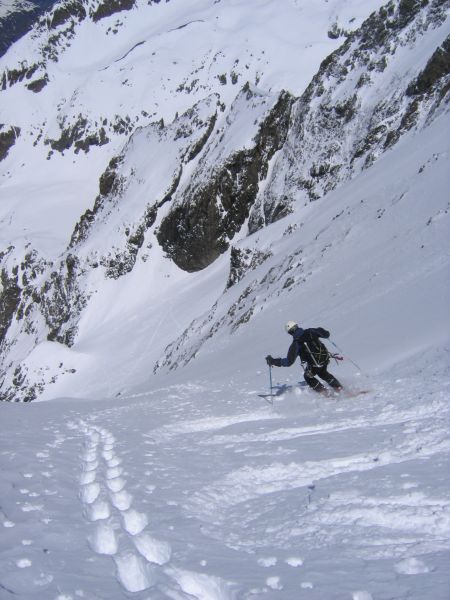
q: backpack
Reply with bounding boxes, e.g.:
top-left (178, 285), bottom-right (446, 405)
top-left (303, 337), bottom-right (330, 368)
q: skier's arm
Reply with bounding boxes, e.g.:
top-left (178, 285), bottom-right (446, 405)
top-left (268, 341), bottom-right (297, 367)
top-left (309, 327), bottom-right (330, 339)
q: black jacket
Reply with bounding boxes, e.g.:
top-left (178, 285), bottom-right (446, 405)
top-left (273, 327), bottom-right (330, 368)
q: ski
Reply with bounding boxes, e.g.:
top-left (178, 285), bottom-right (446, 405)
top-left (257, 386), bottom-right (371, 401)
top-left (258, 394), bottom-right (274, 405)
top-left (257, 382), bottom-right (306, 403)
top-left (320, 388), bottom-right (372, 398)
top-left (343, 389), bottom-right (371, 398)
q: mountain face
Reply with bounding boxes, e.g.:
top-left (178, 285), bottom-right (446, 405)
top-left (0, 0), bottom-right (449, 401)
top-left (156, 88), bottom-right (295, 271)
top-left (249, 0), bottom-right (450, 230)
top-left (0, 0), bottom-right (57, 58)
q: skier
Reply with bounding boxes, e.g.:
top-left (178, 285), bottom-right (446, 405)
top-left (265, 321), bottom-right (343, 394)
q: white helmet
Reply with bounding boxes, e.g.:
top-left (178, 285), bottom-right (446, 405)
top-left (285, 320), bottom-right (298, 334)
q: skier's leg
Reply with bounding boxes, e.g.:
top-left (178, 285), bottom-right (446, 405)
top-left (318, 367), bottom-right (342, 390)
top-left (304, 366), bottom-right (326, 393)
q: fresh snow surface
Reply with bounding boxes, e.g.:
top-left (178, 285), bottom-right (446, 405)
top-left (1, 352), bottom-right (449, 599)
top-left (1, 105), bottom-right (450, 599)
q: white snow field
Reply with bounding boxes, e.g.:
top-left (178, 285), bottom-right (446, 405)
top-left (1, 91), bottom-right (450, 598)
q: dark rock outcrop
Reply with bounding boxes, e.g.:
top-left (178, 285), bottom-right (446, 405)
top-left (48, 0), bottom-right (87, 29)
top-left (0, 266), bottom-right (21, 347)
top-left (40, 254), bottom-right (87, 346)
top-left (101, 206), bottom-right (157, 278)
top-left (0, 125), bottom-right (20, 161)
top-left (46, 114), bottom-right (110, 154)
top-left (157, 88), bottom-right (295, 272)
top-left (69, 154), bottom-right (126, 247)
top-left (1, 62), bottom-right (40, 90)
top-left (226, 246), bottom-right (272, 289)
top-left (27, 74), bottom-right (49, 92)
top-left (91, 0), bottom-right (135, 22)
top-left (406, 34), bottom-right (450, 96)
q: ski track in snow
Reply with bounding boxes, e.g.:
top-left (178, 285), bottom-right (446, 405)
top-left (66, 372), bottom-right (450, 599)
top-left (74, 419), bottom-right (235, 598)
top-left (1, 373), bottom-right (449, 599)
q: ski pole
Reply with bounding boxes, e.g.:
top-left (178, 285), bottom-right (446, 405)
top-left (268, 363), bottom-right (273, 395)
top-left (329, 339), bottom-right (363, 372)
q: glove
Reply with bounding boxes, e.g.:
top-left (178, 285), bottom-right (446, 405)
top-left (304, 365), bottom-right (314, 378)
top-left (265, 355), bottom-right (274, 366)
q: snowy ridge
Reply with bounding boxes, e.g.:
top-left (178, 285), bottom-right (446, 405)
top-left (249, 0), bottom-right (450, 229)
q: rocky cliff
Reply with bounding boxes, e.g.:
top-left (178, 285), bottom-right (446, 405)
top-left (249, 0), bottom-right (450, 231)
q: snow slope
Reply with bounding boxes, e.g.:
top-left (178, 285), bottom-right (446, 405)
top-left (0, 1), bottom-right (449, 596)
top-left (1, 322), bottom-right (449, 599)
top-left (1, 0), bottom-right (408, 402)
top-left (17, 82), bottom-right (447, 403)
top-left (1, 66), bottom-right (450, 599)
